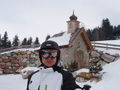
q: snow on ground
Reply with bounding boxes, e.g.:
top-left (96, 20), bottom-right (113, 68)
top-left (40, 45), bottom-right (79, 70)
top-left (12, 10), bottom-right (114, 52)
top-left (21, 66), bottom-right (39, 72)
top-left (0, 59), bottom-right (120, 90)
top-left (0, 40), bottom-right (120, 90)
top-left (95, 47), bottom-right (120, 55)
top-left (0, 74), bottom-right (27, 90)
top-left (94, 39), bottom-right (120, 45)
top-left (1, 47), bottom-right (40, 54)
top-left (93, 39), bottom-right (120, 55)
top-left (77, 59), bottom-right (120, 90)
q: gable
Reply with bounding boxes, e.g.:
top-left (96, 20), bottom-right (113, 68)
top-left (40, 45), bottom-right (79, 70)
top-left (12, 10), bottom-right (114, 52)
top-left (69, 28), bottom-right (93, 52)
top-left (80, 29), bottom-right (94, 52)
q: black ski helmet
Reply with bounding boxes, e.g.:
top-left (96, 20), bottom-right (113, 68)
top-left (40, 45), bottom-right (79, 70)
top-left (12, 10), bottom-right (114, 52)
top-left (40, 40), bottom-right (59, 50)
top-left (39, 40), bottom-right (60, 67)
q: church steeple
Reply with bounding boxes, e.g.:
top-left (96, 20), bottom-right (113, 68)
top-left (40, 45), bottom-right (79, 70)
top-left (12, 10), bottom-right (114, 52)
top-left (67, 12), bottom-right (80, 33)
top-left (69, 11), bottom-right (77, 20)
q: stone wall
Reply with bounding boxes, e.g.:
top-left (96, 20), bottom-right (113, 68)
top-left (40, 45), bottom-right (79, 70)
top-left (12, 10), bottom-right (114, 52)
top-left (0, 51), bottom-right (40, 74)
top-left (90, 50), bottom-right (119, 66)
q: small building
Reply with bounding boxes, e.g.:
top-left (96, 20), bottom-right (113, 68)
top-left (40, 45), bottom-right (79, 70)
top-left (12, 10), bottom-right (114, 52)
top-left (49, 12), bottom-right (93, 70)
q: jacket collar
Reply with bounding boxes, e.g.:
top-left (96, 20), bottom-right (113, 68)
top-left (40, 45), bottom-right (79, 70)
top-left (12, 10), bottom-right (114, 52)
top-left (39, 66), bottom-right (54, 73)
top-left (39, 65), bottom-right (61, 72)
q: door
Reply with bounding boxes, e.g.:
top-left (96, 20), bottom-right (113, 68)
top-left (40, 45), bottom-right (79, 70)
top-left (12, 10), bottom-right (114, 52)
top-left (75, 48), bottom-right (84, 69)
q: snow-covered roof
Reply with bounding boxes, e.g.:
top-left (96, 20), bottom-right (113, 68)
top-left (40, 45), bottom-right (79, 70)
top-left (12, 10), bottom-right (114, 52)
top-left (49, 32), bottom-right (71, 46)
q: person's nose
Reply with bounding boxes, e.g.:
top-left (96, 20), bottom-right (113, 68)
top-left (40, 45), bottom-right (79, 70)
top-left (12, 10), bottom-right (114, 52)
top-left (47, 56), bottom-right (53, 59)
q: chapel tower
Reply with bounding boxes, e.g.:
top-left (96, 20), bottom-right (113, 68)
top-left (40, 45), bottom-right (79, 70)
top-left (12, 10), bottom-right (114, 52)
top-left (67, 11), bottom-right (80, 33)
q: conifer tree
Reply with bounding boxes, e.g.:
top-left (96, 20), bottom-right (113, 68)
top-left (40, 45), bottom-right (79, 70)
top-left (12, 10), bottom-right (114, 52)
top-left (21, 38), bottom-right (27, 45)
top-left (101, 18), bottom-right (114, 40)
top-left (87, 29), bottom-right (92, 40)
top-left (12, 35), bottom-right (20, 46)
top-left (34, 37), bottom-right (40, 45)
top-left (45, 35), bottom-right (50, 41)
top-left (27, 37), bottom-right (32, 45)
top-left (2, 31), bottom-right (9, 48)
top-left (114, 25), bottom-right (120, 38)
top-left (7, 40), bottom-right (12, 47)
top-left (89, 58), bottom-right (103, 74)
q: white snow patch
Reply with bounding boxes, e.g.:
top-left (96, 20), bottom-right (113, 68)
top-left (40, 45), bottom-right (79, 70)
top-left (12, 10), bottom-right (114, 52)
top-left (1, 47), bottom-right (40, 54)
top-left (92, 40), bottom-right (120, 55)
top-left (49, 32), bottom-right (71, 46)
top-left (21, 67), bottom-right (39, 72)
top-left (0, 74), bottom-right (27, 90)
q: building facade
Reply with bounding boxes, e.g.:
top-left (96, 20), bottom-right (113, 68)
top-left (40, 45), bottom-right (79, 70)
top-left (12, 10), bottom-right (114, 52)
top-left (49, 13), bottom-right (93, 70)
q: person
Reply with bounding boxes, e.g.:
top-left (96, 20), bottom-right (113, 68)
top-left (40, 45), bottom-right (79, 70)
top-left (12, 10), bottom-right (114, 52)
top-left (26, 40), bottom-right (91, 90)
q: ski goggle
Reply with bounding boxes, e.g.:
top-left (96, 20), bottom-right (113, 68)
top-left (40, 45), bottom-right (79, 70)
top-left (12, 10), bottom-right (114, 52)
top-left (41, 50), bottom-right (58, 59)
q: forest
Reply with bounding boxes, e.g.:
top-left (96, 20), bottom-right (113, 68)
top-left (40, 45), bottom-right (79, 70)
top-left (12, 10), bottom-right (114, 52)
top-left (87, 18), bottom-right (120, 41)
top-left (0, 32), bottom-right (40, 49)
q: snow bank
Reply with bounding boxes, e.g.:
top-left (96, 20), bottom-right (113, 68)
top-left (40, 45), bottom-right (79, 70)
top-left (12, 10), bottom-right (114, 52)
top-left (20, 67), bottom-right (39, 79)
top-left (0, 74), bottom-right (27, 90)
top-left (91, 60), bottom-right (120, 90)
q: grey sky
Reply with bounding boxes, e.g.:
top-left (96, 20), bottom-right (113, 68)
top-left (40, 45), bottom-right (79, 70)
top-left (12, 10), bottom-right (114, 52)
top-left (0, 0), bottom-right (120, 43)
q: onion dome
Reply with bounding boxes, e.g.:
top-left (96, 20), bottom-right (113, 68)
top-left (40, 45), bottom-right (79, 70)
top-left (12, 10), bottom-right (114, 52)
top-left (69, 11), bottom-right (77, 20)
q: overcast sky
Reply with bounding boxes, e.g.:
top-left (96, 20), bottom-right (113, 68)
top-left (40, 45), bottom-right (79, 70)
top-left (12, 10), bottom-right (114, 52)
top-left (0, 0), bottom-right (120, 43)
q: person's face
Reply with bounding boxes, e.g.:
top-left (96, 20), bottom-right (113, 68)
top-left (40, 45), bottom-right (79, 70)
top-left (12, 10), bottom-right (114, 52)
top-left (41, 50), bottom-right (58, 67)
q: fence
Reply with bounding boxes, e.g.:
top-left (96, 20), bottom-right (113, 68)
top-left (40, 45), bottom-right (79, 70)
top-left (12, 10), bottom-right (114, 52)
top-left (91, 42), bottom-right (120, 50)
top-left (0, 44), bottom-right (40, 53)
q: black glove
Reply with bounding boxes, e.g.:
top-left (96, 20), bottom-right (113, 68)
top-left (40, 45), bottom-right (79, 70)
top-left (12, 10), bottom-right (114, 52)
top-left (82, 84), bottom-right (91, 90)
